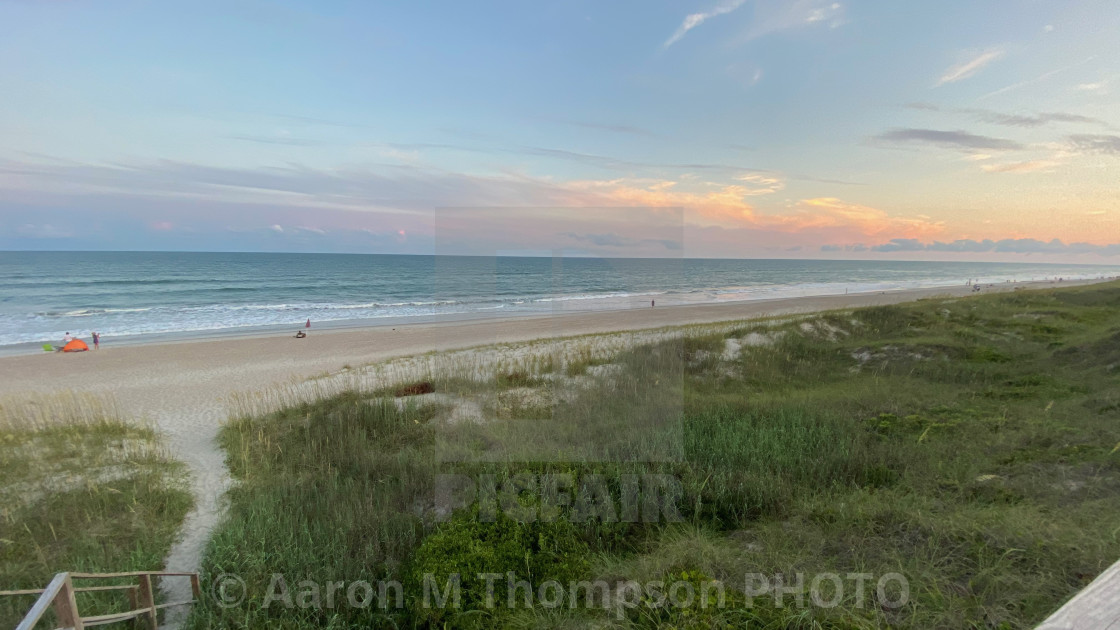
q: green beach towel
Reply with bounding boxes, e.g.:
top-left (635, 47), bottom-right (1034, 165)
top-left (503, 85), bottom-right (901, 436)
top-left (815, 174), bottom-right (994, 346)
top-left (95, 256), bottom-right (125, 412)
top-left (42, 343), bottom-right (54, 352)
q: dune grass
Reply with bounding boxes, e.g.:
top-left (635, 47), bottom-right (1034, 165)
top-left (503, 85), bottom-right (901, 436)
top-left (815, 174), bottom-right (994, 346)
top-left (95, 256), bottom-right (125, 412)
top-left (0, 393), bottom-right (193, 628)
top-left (189, 281), bottom-right (1120, 629)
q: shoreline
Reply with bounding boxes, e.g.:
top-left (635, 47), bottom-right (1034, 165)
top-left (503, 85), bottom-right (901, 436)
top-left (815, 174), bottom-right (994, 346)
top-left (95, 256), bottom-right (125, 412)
top-left (2, 278), bottom-right (1107, 396)
top-left (3, 276), bottom-right (1110, 359)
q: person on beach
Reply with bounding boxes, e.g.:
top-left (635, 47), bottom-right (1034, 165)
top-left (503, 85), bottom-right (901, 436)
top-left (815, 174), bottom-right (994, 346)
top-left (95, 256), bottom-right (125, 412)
top-left (295, 330), bottom-right (306, 338)
top-left (92, 331), bottom-right (100, 349)
top-left (651, 299), bottom-right (655, 307)
top-left (63, 332), bottom-right (73, 344)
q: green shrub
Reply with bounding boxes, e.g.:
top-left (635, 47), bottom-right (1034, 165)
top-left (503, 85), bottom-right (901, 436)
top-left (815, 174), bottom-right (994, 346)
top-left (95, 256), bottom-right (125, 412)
top-left (406, 508), bottom-right (591, 622)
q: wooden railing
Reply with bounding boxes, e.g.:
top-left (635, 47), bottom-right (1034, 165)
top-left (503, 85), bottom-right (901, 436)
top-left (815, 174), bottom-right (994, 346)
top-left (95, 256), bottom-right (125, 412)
top-left (0, 570), bottom-right (200, 630)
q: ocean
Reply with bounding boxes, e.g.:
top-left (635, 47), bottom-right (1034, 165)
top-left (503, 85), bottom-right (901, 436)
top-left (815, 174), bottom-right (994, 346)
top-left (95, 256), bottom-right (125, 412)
top-left (2, 251), bottom-right (1118, 353)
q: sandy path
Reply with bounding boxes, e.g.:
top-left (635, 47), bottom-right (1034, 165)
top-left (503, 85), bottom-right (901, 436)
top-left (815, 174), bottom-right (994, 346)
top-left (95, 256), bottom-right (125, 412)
top-left (0, 279), bottom-right (1095, 625)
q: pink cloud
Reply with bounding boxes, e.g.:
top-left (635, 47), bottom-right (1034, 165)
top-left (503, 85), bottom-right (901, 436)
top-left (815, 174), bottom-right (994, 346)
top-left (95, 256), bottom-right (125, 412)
top-left (554, 179), bottom-right (943, 242)
top-left (5, 157), bottom-right (1111, 258)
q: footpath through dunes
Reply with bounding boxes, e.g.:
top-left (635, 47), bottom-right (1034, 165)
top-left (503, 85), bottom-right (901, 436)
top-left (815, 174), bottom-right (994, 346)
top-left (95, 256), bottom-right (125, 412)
top-left (0, 277), bottom-right (1104, 626)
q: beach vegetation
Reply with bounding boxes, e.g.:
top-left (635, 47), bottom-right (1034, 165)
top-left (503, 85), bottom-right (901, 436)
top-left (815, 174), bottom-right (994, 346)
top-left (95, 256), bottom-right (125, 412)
top-left (188, 281), bottom-right (1120, 628)
top-left (0, 393), bottom-right (192, 628)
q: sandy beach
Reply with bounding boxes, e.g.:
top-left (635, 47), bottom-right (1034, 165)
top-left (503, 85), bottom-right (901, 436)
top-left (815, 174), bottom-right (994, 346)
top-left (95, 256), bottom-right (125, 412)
top-left (0, 279), bottom-right (1101, 397)
top-left (0, 277), bottom-right (1103, 616)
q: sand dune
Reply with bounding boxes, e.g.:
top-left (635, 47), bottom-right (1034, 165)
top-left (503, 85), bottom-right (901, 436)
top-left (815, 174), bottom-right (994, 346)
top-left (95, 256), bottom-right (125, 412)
top-left (0, 278), bottom-right (1096, 619)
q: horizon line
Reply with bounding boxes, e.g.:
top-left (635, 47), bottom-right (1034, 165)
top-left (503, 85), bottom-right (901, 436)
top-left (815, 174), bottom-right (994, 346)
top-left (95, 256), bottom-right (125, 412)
top-left (3, 249), bottom-right (1120, 267)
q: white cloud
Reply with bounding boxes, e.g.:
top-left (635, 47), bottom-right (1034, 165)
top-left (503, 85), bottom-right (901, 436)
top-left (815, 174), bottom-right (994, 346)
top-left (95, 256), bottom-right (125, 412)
top-left (270, 224), bottom-right (284, 233)
top-left (735, 173), bottom-right (784, 195)
top-left (979, 159), bottom-right (1061, 174)
top-left (936, 48), bottom-right (1005, 86)
top-left (978, 56), bottom-right (1094, 100)
top-left (739, 0), bottom-right (846, 42)
top-left (663, 0), bottom-right (748, 49)
top-left (726, 63), bottom-right (764, 87)
top-left (807, 2), bottom-right (842, 23)
top-left (1076, 75), bottom-right (1116, 93)
top-left (664, 0), bottom-right (845, 49)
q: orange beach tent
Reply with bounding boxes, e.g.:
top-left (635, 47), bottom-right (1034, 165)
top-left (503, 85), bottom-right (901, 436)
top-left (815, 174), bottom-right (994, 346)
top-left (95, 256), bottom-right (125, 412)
top-left (61, 339), bottom-right (89, 352)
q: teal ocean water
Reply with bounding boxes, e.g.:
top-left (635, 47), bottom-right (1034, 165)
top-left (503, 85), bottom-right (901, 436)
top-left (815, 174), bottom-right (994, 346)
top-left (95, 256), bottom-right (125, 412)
top-left (2, 251), bottom-right (1118, 350)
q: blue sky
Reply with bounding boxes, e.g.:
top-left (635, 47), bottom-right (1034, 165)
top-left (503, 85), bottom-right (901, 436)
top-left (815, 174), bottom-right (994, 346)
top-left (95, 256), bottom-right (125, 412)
top-left (2, 0), bottom-right (1119, 259)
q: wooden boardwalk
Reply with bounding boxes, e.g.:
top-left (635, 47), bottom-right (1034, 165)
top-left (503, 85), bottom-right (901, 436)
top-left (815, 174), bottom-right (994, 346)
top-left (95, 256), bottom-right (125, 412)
top-left (1038, 558), bottom-right (1120, 629)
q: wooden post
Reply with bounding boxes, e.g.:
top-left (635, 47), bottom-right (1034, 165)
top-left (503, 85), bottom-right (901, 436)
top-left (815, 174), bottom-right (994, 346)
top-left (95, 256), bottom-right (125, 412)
top-left (136, 574), bottom-right (158, 630)
top-left (189, 573), bottom-right (202, 601)
top-left (126, 587), bottom-right (140, 630)
top-left (51, 573), bottom-right (84, 630)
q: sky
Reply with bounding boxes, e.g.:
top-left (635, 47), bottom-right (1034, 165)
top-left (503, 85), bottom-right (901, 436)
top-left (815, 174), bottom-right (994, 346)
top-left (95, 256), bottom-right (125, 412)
top-left (1, 0), bottom-right (1119, 261)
